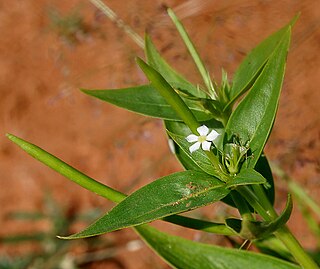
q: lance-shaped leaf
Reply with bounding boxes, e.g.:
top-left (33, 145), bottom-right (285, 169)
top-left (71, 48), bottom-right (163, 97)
top-left (145, 34), bottom-right (205, 98)
top-left (225, 28), bottom-right (291, 169)
top-left (82, 85), bottom-right (211, 122)
top-left (61, 171), bottom-right (230, 239)
top-left (136, 57), bottom-right (200, 134)
top-left (136, 225), bottom-right (300, 269)
top-left (225, 15), bottom-right (298, 110)
top-left (226, 195), bottom-right (293, 240)
top-left (226, 168), bottom-right (267, 188)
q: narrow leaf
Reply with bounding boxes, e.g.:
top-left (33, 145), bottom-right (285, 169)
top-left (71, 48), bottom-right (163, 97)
top-left (227, 169), bottom-right (267, 188)
top-left (137, 58), bottom-right (200, 133)
top-left (256, 194), bottom-right (293, 238)
top-left (145, 34), bottom-right (205, 98)
top-left (226, 15), bottom-right (298, 110)
top-left (225, 28), bottom-right (291, 169)
top-left (61, 171), bottom-right (230, 239)
top-left (82, 85), bottom-right (212, 121)
top-left (136, 225), bottom-right (300, 269)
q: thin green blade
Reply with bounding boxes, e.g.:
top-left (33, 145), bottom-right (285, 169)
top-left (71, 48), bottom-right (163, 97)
top-left (227, 169), bottom-right (267, 188)
top-left (62, 171), bottom-right (230, 239)
top-left (226, 15), bottom-right (298, 110)
top-left (225, 28), bottom-right (291, 169)
top-left (82, 85), bottom-right (211, 122)
top-left (145, 34), bottom-right (205, 98)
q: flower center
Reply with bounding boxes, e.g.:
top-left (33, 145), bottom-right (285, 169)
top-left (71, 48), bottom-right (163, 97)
top-left (198, 135), bottom-right (207, 143)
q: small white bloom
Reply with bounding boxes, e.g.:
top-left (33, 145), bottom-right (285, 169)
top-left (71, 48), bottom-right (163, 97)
top-left (168, 138), bottom-right (176, 154)
top-left (186, 125), bottom-right (219, 153)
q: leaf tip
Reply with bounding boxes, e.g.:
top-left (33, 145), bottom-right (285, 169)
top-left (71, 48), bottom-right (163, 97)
top-left (6, 133), bottom-right (13, 140)
top-left (290, 13), bottom-right (300, 27)
top-left (136, 57), bottom-right (150, 75)
top-left (167, 7), bottom-right (174, 18)
top-left (135, 56), bottom-right (145, 66)
top-left (6, 133), bottom-right (20, 145)
top-left (80, 88), bottom-right (90, 95)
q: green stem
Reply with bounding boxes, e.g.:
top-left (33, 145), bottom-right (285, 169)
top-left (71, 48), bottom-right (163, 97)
top-left (167, 8), bottom-right (215, 97)
top-left (238, 185), bottom-right (319, 268)
top-left (230, 191), bottom-right (254, 221)
top-left (206, 151), bottom-right (229, 181)
top-left (275, 226), bottom-right (319, 269)
top-left (252, 184), bottom-right (277, 218)
top-left (236, 186), bottom-right (271, 221)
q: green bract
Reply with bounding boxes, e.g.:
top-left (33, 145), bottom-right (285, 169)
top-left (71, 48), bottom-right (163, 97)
top-left (7, 8), bottom-right (320, 269)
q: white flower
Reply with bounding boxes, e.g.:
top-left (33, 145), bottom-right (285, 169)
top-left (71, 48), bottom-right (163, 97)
top-left (186, 125), bottom-right (219, 153)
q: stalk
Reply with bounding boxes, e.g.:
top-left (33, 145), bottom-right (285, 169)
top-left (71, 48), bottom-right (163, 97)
top-left (238, 185), bottom-right (319, 269)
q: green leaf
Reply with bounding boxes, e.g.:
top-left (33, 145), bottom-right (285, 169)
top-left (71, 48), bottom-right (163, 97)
top-left (82, 85), bottom-right (211, 122)
top-left (145, 34), bottom-right (205, 98)
top-left (225, 28), bottom-right (291, 169)
top-left (226, 15), bottom-right (298, 110)
top-left (136, 58), bottom-right (200, 133)
top-left (136, 225), bottom-right (300, 269)
top-left (61, 171), bottom-right (230, 239)
top-left (227, 169), bottom-right (266, 188)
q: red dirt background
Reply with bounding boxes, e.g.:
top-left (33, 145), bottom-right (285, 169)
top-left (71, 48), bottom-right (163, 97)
top-left (1, 0), bottom-right (319, 268)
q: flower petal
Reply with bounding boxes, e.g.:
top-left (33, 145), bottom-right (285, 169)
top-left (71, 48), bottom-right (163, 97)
top-left (197, 125), bottom-right (209, 136)
top-left (168, 139), bottom-right (176, 154)
top-left (206, 130), bottom-right (219, 141)
top-left (201, 141), bottom-right (212, 151)
top-left (189, 142), bottom-right (201, 153)
top-left (186, 134), bottom-right (199, 143)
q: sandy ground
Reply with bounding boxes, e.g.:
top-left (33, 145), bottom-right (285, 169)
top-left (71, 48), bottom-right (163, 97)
top-left (0, 0), bottom-right (319, 268)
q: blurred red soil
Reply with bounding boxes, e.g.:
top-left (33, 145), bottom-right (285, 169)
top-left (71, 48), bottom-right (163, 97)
top-left (0, 0), bottom-right (319, 268)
